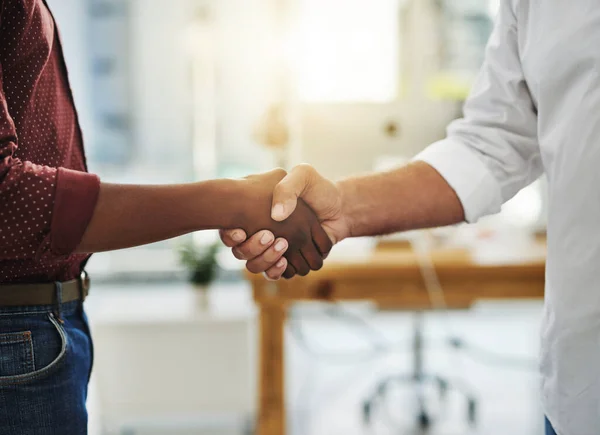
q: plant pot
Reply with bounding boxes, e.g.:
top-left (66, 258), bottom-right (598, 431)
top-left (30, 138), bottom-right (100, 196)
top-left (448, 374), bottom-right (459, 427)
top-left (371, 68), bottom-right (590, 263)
top-left (192, 283), bottom-right (210, 310)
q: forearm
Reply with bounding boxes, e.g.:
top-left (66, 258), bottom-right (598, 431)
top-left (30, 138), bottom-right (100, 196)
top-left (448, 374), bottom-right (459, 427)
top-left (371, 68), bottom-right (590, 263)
top-left (76, 179), bottom-right (241, 253)
top-left (338, 161), bottom-right (465, 238)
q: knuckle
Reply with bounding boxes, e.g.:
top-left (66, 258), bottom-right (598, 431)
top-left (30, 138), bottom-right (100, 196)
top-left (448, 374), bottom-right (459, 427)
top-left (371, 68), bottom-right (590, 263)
top-left (225, 239), bottom-right (239, 248)
top-left (232, 246), bottom-right (252, 260)
top-left (244, 238), bottom-right (264, 256)
top-left (294, 262), bottom-right (310, 276)
top-left (272, 167), bottom-right (287, 179)
top-left (295, 163), bottom-right (316, 179)
top-left (221, 238), bottom-right (235, 248)
top-left (294, 163), bottom-right (313, 173)
top-left (266, 270), bottom-right (281, 280)
top-left (246, 262), bottom-right (262, 274)
top-left (219, 232), bottom-right (233, 246)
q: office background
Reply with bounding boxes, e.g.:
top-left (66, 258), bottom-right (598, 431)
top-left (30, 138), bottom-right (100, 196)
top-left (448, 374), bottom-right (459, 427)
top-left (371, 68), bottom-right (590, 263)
top-left (46, 1), bottom-right (546, 434)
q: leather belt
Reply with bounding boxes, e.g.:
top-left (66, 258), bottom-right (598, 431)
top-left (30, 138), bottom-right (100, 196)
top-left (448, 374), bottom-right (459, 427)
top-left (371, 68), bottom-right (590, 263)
top-left (0, 272), bottom-right (90, 307)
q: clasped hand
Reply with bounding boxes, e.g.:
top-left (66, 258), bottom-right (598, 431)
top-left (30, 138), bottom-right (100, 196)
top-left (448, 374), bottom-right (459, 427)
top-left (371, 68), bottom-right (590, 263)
top-left (224, 165), bottom-right (348, 279)
top-left (232, 168), bottom-right (332, 278)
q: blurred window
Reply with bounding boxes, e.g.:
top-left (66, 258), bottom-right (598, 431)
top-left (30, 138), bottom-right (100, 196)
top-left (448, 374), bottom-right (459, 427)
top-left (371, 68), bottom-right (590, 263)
top-left (437, 0), bottom-right (497, 76)
top-left (292, 0), bottom-right (402, 102)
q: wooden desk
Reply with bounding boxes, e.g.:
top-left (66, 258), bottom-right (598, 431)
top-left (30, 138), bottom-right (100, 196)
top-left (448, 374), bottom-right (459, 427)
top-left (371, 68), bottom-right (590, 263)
top-left (247, 243), bottom-right (546, 435)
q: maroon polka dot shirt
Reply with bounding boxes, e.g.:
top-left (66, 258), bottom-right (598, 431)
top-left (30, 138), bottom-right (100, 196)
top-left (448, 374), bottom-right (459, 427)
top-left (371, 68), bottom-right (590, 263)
top-left (0, 0), bottom-right (100, 283)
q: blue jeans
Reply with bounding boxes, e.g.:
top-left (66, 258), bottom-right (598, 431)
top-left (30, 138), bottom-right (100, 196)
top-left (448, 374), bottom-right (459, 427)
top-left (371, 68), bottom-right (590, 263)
top-left (546, 417), bottom-right (558, 435)
top-left (0, 299), bottom-right (93, 434)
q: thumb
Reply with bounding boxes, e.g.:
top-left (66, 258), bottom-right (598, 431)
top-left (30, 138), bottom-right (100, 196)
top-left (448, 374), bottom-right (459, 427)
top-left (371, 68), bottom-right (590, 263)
top-left (271, 164), bottom-right (314, 221)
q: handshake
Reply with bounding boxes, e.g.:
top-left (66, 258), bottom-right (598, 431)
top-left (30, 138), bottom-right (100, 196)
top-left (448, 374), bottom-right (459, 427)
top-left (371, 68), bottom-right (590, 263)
top-left (79, 160), bottom-right (453, 277)
top-left (220, 165), bottom-right (348, 280)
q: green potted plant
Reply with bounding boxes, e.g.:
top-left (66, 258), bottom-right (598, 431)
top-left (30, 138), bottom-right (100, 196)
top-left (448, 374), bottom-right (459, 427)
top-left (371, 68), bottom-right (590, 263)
top-left (178, 241), bottom-right (220, 309)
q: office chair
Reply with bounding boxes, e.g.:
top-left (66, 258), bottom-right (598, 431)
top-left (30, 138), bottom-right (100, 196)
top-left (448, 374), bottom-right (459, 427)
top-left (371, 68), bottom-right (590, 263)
top-left (361, 311), bottom-right (477, 430)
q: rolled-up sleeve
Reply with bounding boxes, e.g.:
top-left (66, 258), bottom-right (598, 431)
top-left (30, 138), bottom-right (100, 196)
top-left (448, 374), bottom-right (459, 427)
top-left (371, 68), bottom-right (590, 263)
top-left (49, 168), bottom-right (100, 256)
top-left (415, 0), bottom-right (542, 223)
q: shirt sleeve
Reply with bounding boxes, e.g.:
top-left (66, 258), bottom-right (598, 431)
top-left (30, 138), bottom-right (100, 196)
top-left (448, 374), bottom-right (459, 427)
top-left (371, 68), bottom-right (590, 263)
top-left (414, 0), bottom-right (542, 223)
top-left (0, 64), bottom-right (100, 261)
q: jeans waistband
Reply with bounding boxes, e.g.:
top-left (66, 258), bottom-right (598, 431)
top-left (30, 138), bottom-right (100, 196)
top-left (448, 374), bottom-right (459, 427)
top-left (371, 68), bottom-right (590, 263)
top-left (0, 300), bottom-right (81, 317)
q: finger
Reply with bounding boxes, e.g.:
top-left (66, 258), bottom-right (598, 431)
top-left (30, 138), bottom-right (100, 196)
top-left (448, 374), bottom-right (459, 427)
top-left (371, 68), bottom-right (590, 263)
top-left (264, 257), bottom-right (288, 281)
top-left (286, 250), bottom-right (310, 277)
top-left (300, 243), bottom-right (323, 271)
top-left (271, 164), bottom-right (317, 222)
top-left (311, 220), bottom-right (334, 257)
top-left (231, 230), bottom-right (275, 260)
top-left (219, 229), bottom-right (247, 248)
top-left (283, 262), bottom-right (297, 279)
top-left (246, 238), bottom-right (289, 274)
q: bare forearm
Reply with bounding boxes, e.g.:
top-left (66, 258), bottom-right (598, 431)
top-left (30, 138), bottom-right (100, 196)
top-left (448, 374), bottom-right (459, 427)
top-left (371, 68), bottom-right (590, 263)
top-left (338, 161), bottom-right (465, 238)
top-left (76, 179), bottom-right (241, 253)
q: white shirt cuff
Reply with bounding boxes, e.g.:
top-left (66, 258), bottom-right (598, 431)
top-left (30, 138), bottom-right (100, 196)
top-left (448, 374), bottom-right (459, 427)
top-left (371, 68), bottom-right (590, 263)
top-left (413, 139), bottom-right (503, 223)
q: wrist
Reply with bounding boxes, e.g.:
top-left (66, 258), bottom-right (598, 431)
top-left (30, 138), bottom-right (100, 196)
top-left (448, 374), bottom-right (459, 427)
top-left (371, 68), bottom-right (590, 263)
top-left (335, 179), bottom-right (357, 240)
top-left (190, 178), bottom-right (246, 231)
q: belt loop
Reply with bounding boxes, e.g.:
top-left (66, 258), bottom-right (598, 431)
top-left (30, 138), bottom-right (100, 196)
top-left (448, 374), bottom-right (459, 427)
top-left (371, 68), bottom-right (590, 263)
top-left (77, 271), bottom-right (87, 311)
top-left (54, 281), bottom-right (64, 323)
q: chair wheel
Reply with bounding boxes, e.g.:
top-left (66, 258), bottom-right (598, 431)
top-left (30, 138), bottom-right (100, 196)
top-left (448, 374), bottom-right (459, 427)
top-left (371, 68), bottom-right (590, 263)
top-left (418, 412), bottom-right (431, 428)
top-left (437, 378), bottom-right (448, 398)
top-left (468, 399), bottom-right (477, 425)
top-left (363, 401), bottom-right (372, 424)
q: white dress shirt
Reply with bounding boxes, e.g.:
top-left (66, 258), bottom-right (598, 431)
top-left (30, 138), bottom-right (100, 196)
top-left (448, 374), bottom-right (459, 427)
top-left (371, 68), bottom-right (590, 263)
top-left (415, 1), bottom-right (600, 433)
